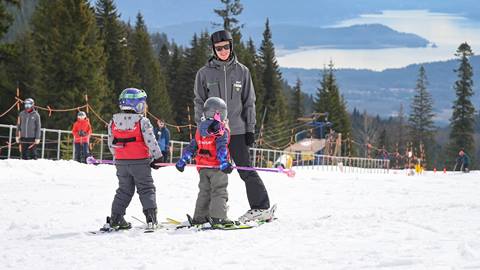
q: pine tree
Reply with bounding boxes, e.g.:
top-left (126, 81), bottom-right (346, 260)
top-left (173, 32), bottom-right (211, 140)
top-left (31, 0), bottom-right (108, 130)
top-left (243, 38), bottom-right (264, 125)
top-left (130, 13), bottom-right (172, 122)
top-left (292, 78), bottom-right (304, 120)
top-left (95, 0), bottom-right (134, 117)
top-left (395, 103), bottom-right (406, 155)
top-left (314, 61), bottom-right (352, 154)
top-left (447, 42), bottom-right (476, 166)
top-left (158, 43), bottom-right (170, 74)
top-left (408, 65), bottom-right (435, 167)
top-left (0, 0), bottom-right (19, 59)
top-left (377, 128), bottom-right (388, 157)
top-left (258, 18), bottom-right (290, 148)
top-left (213, 0), bottom-right (245, 59)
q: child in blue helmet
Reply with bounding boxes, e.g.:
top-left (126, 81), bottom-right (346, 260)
top-left (106, 88), bottom-right (163, 230)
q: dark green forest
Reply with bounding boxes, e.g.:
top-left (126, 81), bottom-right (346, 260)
top-left (0, 0), bottom-right (477, 169)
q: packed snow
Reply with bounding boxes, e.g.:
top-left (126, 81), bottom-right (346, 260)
top-left (1, 159), bottom-right (480, 269)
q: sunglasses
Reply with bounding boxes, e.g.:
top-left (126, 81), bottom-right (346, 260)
top-left (214, 44), bottom-right (231, 52)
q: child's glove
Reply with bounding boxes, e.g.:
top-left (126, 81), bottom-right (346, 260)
top-left (220, 162), bottom-right (233, 174)
top-left (175, 159), bottom-right (186, 172)
top-left (150, 158), bottom-right (163, 170)
top-left (78, 130), bottom-right (87, 137)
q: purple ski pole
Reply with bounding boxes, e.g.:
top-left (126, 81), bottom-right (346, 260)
top-left (86, 156), bottom-right (114, 165)
top-left (155, 163), bottom-right (296, 177)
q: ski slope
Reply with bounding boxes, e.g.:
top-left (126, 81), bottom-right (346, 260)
top-left (1, 159), bottom-right (480, 270)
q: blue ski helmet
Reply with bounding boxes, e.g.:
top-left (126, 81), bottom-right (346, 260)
top-left (118, 88), bottom-right (147, 113)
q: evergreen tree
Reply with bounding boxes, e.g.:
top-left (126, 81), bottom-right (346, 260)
top-left (243, 38), bottom-right (264, 125)
top-left (158, 43), bottom-right (170, 74)
top-left (378, 128), bottom-right (388, 152)
top-left (130, 13), bottom-right (172, 122)
top-left (0, 0), bottom-right (19, 59)
top-left (174, 32), bottom-right (210, 140)
top-left (258, 18), bottom-right (290, 148)
top-left (447, 42), bottom-right (476, 166)
top-left (213, 0), bottom-right (245, 60)
top-left (408, 65), bottom-right (435, 167)
top-left (292, 77), bottom-right (304, 120)
top-left (165, 43), bottom-right (183, 117)
top-left (0, 32), bottom-right (39, 123)
top-left (314, 61), bottom-right (352, 154)
top-left (31, 0), bottom-right (108, 130)
top-left (395, 103), bottom-right (406, 155)
top-left (95, 0), bottom-right (134, 118)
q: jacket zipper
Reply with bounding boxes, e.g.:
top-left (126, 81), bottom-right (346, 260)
top-left (224, 65), bottom-right (228, 108)
top-left (25, 113), bottom-right (30, 138)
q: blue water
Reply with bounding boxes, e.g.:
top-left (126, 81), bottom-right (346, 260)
top-left (278, 10), bottom-right (480, 71)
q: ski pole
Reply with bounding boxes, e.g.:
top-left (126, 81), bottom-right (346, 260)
top-left (86, 156), bottom-right (114, 165)
top-left (154, 162), bottom-right (296, 178)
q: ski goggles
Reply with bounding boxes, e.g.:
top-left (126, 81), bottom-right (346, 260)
top-left (214, 44), bottom-right (231, 52)
top-left (206, 112), bottom-right (225, 137)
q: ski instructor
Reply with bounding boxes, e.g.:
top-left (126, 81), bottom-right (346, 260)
top-left (193, 29), bottom-right (272, 222)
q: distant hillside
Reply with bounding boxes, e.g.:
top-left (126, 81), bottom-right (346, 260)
top-left (114, 0), bottom-right (480, 30)
top-left (155, 22), bottom-right (429, 50)
top-left (281, 55), bottom-right (480, 124)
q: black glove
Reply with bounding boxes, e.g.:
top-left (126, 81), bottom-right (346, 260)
top-left (78, 130), bottom-right (87, 137)
top-left (150, 158), bottom-right (163, 170)
top-left (245, 132), bottom-right (255, 147)
top-left (220, 162), bottom-right (233, 174)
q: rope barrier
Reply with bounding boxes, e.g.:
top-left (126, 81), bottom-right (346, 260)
top-left (0, 101), bottom-right (20, 118)
top-left (87, 104), bottom-right (108, 126)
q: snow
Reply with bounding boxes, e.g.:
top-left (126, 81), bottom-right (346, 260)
top-left (1, 159), bottom-right (480, 270)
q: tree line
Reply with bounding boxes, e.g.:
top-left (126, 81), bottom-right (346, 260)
top-left (0, 0), bottom-right (476, 168)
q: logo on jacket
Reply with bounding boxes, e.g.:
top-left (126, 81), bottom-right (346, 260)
top-left (233, 81), bottom-right (242, 92)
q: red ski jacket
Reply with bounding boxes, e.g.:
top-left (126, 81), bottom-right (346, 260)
top-left (72, 118), bottom-right (92, 144)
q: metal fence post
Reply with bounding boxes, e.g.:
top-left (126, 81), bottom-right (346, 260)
top-left (8, 125), bottom-right (13, 159)
top-left (100, 135), bottom-right (104, 160)
top-left (57, 130), bottom-right (61, 160)
top-left (41, 129), bottom-right (46, 159)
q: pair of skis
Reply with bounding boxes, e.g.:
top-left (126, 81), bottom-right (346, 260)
top-left (89, 204), bottom-right (277, 234)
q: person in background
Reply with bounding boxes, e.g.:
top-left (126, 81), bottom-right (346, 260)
top-left (154, 119), bottom-right (170, 163)
top-left (72, 111), bottom-right (92, 163)
top-left (455, 149), bottom-right (470, 172)
top-left (16, 98), bottom-right (41, 160)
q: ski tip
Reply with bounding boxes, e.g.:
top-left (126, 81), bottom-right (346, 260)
top-left (165, 217), bottom-right (181, 225)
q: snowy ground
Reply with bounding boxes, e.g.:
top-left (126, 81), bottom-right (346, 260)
top-left (1, 159), bottom-right (480, 270)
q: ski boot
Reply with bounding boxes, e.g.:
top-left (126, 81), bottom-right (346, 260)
top-left (238, 206), bottom-right (276, 223)
top-left (189, 216), bottom-right (209, 225)
top-left (209, 217), bottom-right (236, 229)
top-left (110, 214), bottom-right (132, 230)
top-left (143, 208), bottom-right (158, 231)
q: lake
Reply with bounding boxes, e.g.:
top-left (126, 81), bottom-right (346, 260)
top-left (277, 10), bottom-right (480, 71)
